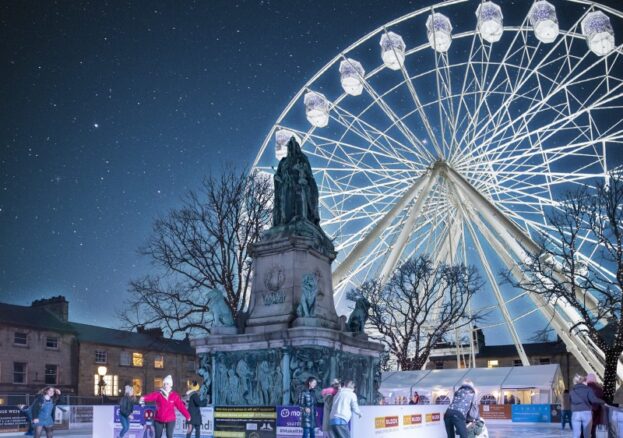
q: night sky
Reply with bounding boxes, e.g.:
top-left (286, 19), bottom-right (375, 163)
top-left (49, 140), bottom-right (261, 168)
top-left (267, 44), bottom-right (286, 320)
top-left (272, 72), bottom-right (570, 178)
top-left (1, 1), bottom-right (622, 337)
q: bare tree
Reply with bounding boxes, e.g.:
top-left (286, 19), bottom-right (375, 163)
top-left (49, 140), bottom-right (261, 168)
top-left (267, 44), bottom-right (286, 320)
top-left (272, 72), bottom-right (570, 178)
top-left (504, 172), bottom-right (623, 402)
top-left (120, 168), bottom-right (272, 337)
top-left (348, 255), bottom-right (483, 371)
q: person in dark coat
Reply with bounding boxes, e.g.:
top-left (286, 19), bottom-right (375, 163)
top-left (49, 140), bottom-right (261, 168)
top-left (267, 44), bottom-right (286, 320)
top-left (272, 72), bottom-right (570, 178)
top-left (31, 387), bottom-right (61, 438)
top-left (570, 374), bottom-right (604, 438)
top-left (185, 381), bottom-right (203, 438)
top-left (298, 377), bottom-right (318, 438)
top-left (585, 373), bottom-right (605, 438)
top-left (119, 385), bottom-right (135, 438)
top-left (561, 389), bottom-right (572, 431)
top-left (444, 380), bottom-right (478, 438)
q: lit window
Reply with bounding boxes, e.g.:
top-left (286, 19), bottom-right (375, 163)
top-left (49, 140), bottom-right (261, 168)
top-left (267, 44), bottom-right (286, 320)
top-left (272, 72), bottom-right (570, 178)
top-left (46, 337), bottom-right (59, 349)
top-left (45, 365), bottom-right (58, 385)
top-left (487, 360), bottom-right (499, 368)
top-left (132, 353), bottom-right (144, 367)
top-left (14, 332), bottom-right (28, 346)
top-left (93, 374), bottom-right (119, 396)
top-left (132, 378), bottom-right (142, 396)
top-left (95, 350), bottom-right (107, 364)
top-left (13, 362), bottom-right (27, 383)
top-left (154, 377), bottom-right (163, 390)
top-left (154, 355), bottom-right (164, 369)
top-left (120, 352), bottom-right (131, 366)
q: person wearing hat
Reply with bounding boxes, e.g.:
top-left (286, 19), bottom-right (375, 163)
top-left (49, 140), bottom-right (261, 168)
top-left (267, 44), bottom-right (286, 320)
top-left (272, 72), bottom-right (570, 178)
top-left (140, 375), bottom-right (191, 438)
top-left (185, 381), bottom-right (203, 438)
top-left (321, 379), bottom-right (341, 438)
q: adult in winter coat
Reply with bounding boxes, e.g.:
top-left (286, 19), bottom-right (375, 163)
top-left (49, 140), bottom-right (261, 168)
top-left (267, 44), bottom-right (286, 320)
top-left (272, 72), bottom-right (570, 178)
top-left (185, 381), bottom-right (203, 438)
top-left (586, 373), bottom-right (605, 437)
top-left (321, 379), bottom-right (341, 438)
top-left (444, 380), bottom-right (479, 438)
top-left (329, 380), bottom-right (362, 438)
top-left (140, 375), bottom-right (191, 438)
top-left (569, 374), bottom-right (604, 438)
top-left (119, 385), bottom-right (136, 438)
top-left (31, 386), bottom-right (61, 438)
top-left (297, 377), bottom-right (318, 438)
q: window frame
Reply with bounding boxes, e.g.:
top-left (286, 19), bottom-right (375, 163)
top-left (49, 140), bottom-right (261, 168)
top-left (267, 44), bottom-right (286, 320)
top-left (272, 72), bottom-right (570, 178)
top-left (154, 354), bottom-right (164, 369)
top-left (14, 332), bottom-right (28, 347)
top-left (45, 336), bottom-right (59, 350)
top-left (119, 351), bottom-right (131, 366)
top-left (95, 350), bottom-right (108, 364)
top-left (13, 362), bottom-right (27, 384)
top-left (45, 364), bottom-right (58, 385)
top-left (132, 352), bottom-right (144, 368)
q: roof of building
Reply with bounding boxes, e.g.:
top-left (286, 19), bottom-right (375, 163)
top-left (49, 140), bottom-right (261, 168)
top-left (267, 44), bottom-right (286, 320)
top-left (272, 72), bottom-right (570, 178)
top-left (430, 341), bottom-right (568, 361)
top-left (0, 302), bottom-right (75, 333)
top-left (0, 300), bottom-right (194, 356)
top-left (70, 322), bottom-right (194, 355)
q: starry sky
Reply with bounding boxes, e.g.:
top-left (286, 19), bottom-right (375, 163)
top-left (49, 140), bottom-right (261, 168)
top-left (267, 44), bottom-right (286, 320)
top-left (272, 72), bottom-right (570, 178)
top-left (1, 0), bottom-right (622, 337)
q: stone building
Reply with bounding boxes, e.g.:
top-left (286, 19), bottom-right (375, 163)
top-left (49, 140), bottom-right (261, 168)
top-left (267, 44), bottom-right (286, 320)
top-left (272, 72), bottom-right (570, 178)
top-left (0, 297), bottom-right (78, 397)
top-left (425, 329), bottom-right (584, 389)
top-left (0, 296), bottom-right (197, 401)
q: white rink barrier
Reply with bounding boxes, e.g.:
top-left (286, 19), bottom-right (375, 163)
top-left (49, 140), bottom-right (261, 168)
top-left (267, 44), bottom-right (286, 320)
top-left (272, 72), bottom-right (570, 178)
top-left (352, 405), bottom-right (449, 438)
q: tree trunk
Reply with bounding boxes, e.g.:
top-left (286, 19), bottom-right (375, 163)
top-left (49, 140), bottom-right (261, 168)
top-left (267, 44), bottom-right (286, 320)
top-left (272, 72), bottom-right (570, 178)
top-left (602, 349), bottom-right (621, 404)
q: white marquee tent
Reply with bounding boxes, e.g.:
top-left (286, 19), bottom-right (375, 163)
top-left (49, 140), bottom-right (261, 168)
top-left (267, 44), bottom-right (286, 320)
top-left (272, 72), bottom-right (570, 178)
top-left (380, 364), bottom-right (565, 405)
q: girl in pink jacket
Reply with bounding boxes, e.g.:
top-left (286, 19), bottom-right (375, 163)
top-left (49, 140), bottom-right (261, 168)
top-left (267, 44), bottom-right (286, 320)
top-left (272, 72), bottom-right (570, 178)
top-left (140, 375), bottom-right (191, 438)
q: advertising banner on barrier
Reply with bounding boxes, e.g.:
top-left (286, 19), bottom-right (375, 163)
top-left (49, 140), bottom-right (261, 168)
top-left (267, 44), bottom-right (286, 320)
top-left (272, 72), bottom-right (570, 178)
top-left (275, 406), bottom-right (324, 438)
top-left (479, 404), bottom-right (511, 420)
top-left (110, 405), bottom-right (214, 438)
top-left (214, 406), bottom-right (276, 438)
top-left (0, 406), bottom-right (28, 433)
top-left (511, 404), bottom-right (551, 422)
top-left (350, 405), bottom-right (447, 438)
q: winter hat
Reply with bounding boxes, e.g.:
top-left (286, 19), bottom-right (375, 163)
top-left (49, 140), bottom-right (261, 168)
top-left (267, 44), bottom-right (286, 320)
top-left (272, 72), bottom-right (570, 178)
top-left (190, 382), bottom-right (200, 392)
top-left (163, 375), bottom-right (173, 387)
top-left (586, 373), bottom-right (597, 384)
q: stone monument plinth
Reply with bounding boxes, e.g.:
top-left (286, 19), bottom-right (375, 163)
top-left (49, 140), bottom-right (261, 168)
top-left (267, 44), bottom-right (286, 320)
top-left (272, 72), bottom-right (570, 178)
top-left (191, 138), bottom-right (384, 406)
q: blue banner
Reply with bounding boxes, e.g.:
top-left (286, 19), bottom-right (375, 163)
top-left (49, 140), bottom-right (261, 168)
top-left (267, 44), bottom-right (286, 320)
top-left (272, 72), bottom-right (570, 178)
top-left (511, 404), bottom-right (552, 422)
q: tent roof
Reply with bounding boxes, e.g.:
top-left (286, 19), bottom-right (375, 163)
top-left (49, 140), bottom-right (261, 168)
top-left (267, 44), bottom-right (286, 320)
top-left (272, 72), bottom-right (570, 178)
top-left (380, 364), bottom-right (562, 392)
top-left (500, 364), bottom-right (561, 389)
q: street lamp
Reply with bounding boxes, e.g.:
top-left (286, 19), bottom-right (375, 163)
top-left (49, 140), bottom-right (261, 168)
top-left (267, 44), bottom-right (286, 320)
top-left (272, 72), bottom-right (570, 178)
top-left (97, 366), bottom-right (108, 397)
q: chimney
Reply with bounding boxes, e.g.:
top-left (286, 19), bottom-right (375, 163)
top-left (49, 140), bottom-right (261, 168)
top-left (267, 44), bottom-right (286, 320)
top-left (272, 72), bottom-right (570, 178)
top-left (136, 326), bottom-right (164, 339)
top-left (31, 296), bottom-right (69, 322)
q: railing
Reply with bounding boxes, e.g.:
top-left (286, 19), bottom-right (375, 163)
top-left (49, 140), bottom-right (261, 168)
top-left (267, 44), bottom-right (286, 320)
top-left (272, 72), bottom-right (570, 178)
top-left (0, 394), bottom-right (113, 406)
top-left (606, 404), bottom-right (623, 438)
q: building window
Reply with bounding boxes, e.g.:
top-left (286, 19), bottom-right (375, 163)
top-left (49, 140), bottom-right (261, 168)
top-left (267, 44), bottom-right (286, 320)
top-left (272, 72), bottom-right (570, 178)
top-left (487, 360), bottom-right (499, 368)
top-left (435, 361), bottom-right (444, 370)
top-left (13, 362), bottom-right (27, 383)
top-left (95, 350), bottom-right (107, 364)
top-left (154, 377), bottom-right (163, 390)
top-left (154, 355), bottom-right (164, 369)
top-left (93, 374), bottom-right (119, 396)
top-left (14, 332), bottom-right (28, 346)
top-left (132, 353), bottom-right (144, 367)
top-left (513, 359), bottom-right (523, 367)
top-left (132, 378), bottom-right (143, 396)
top-left (45, 365), bottom-right (58, 385)
top-left (120, 352), bottom-right (131, 366)
top-left (539, 358), bottom-right (551, 365)
top-left (46, 337), bottom-right (59, 349)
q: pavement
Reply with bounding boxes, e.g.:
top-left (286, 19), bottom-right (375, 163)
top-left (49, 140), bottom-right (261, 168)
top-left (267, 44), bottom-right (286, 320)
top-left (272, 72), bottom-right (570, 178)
top-left (0, 422), bottom-right (579, 438)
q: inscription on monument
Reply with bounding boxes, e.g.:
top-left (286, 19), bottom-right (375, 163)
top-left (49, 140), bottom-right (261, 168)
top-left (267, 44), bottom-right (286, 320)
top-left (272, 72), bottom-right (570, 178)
top-left (262, 291), bottom-right (286, 305)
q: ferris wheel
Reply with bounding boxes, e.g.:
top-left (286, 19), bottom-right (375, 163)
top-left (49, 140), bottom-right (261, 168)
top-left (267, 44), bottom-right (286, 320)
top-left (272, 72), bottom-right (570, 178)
top-left (252, 0), bottom-right (623, 376)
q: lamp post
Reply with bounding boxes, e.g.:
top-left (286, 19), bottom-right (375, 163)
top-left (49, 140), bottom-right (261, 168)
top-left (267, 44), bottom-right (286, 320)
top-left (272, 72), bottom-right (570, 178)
top-left (97, 366), bottom-right (108, 398)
